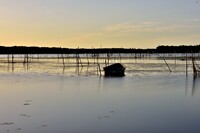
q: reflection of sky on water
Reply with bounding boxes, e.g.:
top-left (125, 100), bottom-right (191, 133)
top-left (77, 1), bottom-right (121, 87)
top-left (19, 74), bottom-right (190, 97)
top-left (0, 54), bottom-right (196, 77)
top-left (0, 73), bottom-right (200, 132)
top-left (1, 54), bottom-right (200, 132)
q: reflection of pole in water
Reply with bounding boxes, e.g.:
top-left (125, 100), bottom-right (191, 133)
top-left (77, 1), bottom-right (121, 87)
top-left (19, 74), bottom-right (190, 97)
top-left (12, 62), bottom-right (14, 72)
top-left (7, 63), bottom-right (9, 72)
top-left (76, 64), bottom-right (83, 75)
top-left (185, 75), bottom-right (200, 97)
top-left (97, 63), bottom-right (102, 77)
top-left (97, 76), bottom-right (102, 94)
top-left (191, 74), bottom-right (200, 96)
top-left (62, 67), bottom-right (65, 75)
top-left (23, 62), bottom-right (29, 71)
top-left (185, 76), bottom-right (189, 96)
top-left (6, 62), bottom-right (14, 72)
top-left (174, 53), bottom-right (177, 70)
top-left (86, 64), bottom-right (89, 76)
top-left (27, 62), bottom-right (29, 71)
top-left (12, 54), bottom-right (14, 63)
top-left (192, 76), bottom-right (197, 96)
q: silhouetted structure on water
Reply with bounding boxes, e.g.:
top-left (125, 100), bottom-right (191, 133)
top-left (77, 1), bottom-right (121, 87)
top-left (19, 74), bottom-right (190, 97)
top-left (192, 58), bottom-right (200, 76)
top-left (104, 63), bottom-right (125, 77)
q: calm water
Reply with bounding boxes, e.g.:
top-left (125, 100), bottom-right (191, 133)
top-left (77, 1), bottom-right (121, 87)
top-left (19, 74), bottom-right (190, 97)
top-left (0, 54), bottom-right (196, 76)
top-left (0, 56), bottom-right (200, 133)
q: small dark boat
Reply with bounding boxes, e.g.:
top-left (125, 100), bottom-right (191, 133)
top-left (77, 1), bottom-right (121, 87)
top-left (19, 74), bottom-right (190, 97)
top-left (103, 63), bottom-right (125, 77)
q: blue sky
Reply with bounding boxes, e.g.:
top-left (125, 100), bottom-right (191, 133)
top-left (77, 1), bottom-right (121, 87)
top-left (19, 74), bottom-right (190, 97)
top-left (0, 0), bottom-right (199, 48)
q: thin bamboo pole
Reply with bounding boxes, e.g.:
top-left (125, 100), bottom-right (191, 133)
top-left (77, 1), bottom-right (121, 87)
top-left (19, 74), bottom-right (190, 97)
top-left (164, 59), bottom-right (172, 72)
top-left (186, 53), bottom-right (188, 76)
top-left (61, 54), bottom-right (65, 67)
top-left (97, 63), bottom-right (102, 77)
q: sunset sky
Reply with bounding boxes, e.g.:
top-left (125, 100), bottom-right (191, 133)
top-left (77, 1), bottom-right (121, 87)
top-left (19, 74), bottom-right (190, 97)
top-left (0, 0), bottom-right (200, 48)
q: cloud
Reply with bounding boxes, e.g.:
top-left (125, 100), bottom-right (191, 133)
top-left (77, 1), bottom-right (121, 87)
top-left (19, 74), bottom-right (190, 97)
top-left (103, 23), bottom-right (140, 33)
top-left (103, 21), bottom-right (160, 33)
top-left (141, 21), bottom-right (160, 26)
top-left (189, 18), bottom-right (200, 22)
top-left (103, 22), bottom-right (193, 34)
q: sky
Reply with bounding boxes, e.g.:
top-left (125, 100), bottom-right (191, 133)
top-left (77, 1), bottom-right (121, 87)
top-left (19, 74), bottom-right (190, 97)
top-left (0, 0), bottom-right (200, 48)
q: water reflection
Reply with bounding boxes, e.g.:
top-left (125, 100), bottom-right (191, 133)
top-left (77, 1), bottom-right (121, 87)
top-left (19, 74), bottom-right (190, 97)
top-left (0, 54), bottom-right (193, 76)
top-left (1, 70), bottom-right (200, 133)
top-left (192, 76), bottom-right (200, 96)
top-left (7, 63), bottom-right (15, 72)
top-left (185, 75), bottom-right (200, 96)
top-left (185, 76), bottom-right (188, 96)
top-left (23, 62), bottom-right (29, 71)
top-left (6, 62), bottom-right (30, 72)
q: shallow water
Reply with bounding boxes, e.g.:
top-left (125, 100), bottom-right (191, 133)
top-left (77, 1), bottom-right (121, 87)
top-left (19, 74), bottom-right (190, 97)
top-left (0, 55), bottom-right (200, 133)
top-left (0, 54), bottom-right (196, 76)
top-left (0, 72), bottom-right (200, 133)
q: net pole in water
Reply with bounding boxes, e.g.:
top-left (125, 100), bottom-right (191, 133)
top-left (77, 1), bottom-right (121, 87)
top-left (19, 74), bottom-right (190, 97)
top-left (164, 59), bottom-right (172, 72)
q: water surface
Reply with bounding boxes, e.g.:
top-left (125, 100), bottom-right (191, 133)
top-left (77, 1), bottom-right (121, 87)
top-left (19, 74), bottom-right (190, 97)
top-left (0, 55), bottom-right (200, 132)
top-left (0, 72), bottom-right (200, 133)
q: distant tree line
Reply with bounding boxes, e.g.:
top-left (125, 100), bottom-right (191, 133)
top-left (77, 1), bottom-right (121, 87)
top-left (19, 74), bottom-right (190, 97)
top-left (156, 45), bottom-right (200, 53)
top-left (0, 45), bottom-right (199, 54)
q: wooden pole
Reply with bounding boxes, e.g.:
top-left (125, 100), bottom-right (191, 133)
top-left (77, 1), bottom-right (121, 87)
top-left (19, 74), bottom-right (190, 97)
top-left (192, 58), bottom-right (196, 76)
top-left (11, 54), bottom-right (14, 63)
top-left (186, 53), bottom-right (188, 76)
top-left (107, 53), bottom-right (109, 65)
top-left (7, 54), bottom-right (10, 63)
top-left (58, 54), bottom-right (60, 63)
top-left (23, 54), bottom-right (26, 63)
top-left (86, 53), bottom-right (89, 65)
top-left (26, 54), bottom-right (28, 63)
top-left (97, 63), bottom-right (102, 77)
top-left (174, 53), bottom-right (177, 66)
top-left (164, 59), bottom-right (172, 72)
top-left (61, 54), bottom-right (65, 67)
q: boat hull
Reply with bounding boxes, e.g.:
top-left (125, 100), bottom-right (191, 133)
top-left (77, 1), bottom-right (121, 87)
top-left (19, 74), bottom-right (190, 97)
top-left (103, 63), bottom-right (125, 77)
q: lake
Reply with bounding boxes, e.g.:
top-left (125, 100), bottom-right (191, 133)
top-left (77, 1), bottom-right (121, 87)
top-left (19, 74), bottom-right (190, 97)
top-left (0, 55), bottom-right (200, 133)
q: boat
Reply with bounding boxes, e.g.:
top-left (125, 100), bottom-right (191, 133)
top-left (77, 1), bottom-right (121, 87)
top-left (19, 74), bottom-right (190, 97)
top-left (103, 63), bottom-right (125, 77)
